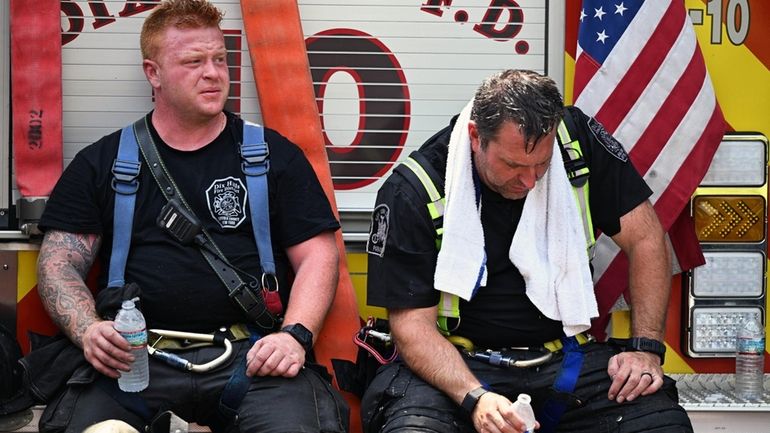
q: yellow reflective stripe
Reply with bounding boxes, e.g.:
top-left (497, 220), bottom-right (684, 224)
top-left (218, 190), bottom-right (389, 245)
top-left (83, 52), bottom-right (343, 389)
top-left (436, 317), bottom-right (450, 335)
top-left (402, 156), bottom-right (446, 249)
top-left (426, 202), bottom-right (440, 220)
top-left (557, 125), bottom-right (594, 254)
top-left (437, 291), bottom-right (461, 335)
top-left (426, 198), bottom-right (446, 222)
top-left (557, 119), bottom-right (571, 144)
top-left (403, 157), bottom-right (442, 202)
top-left (542, 332), bottom-right (591, 352)
top-left (438, 291), bottom-right (460, 319)
top-left (572, 182), bottom-right (595, 254)
top-left (561, 141), bottom-right (590, 180)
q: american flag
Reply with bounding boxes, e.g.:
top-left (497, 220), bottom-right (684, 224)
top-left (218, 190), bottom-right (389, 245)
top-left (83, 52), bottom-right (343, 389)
top-left (572, 0), bottom-right (726, 337)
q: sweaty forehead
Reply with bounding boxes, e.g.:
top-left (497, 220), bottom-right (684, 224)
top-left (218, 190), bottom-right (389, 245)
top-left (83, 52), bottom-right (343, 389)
top-left (162, 26), bottom-right (224, 47)
top-left (493, 123), bottom-right (554, 158)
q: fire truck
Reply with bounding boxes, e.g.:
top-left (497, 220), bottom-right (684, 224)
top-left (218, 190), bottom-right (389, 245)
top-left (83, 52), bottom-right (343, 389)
top-left (0, 0), bottom-right (768, 431)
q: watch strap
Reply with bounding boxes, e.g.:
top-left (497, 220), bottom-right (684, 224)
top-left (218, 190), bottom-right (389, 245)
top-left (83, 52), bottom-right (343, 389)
top-left (281, 323), bottom-right (313, 351)
top-left (627, 337), bottom-right (666, 364)
top-left (460, 386), bottom-right (488, 414)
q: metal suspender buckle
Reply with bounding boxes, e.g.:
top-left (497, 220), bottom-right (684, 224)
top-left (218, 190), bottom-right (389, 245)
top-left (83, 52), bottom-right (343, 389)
top-left (240, 141), bottom-right (270, 176)
top-left (111, 158), bottom-right (141, 194)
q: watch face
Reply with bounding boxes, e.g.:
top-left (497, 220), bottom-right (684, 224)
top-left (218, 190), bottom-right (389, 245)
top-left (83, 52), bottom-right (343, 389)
top-left (628, 337), bottom-right (666, 362)
top-left (283, 324), bottom-right (313, 348)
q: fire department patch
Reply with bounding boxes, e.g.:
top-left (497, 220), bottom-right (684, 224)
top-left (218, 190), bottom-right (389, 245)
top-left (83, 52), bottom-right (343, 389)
top-left (367, 204), bottom-right (390, 257)
top-left (206, 176), bottom-right (248, 229)
top-left (588, 117), bottom-right (629, 162)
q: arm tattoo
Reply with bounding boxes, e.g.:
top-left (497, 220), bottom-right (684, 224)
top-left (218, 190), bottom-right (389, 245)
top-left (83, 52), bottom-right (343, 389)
top-left (37, 230), bottom-right (103, 347)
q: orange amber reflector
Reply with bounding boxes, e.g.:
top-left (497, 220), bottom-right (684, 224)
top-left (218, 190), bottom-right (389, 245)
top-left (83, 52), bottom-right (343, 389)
top-left (693, 196), bottom-right (765, 242)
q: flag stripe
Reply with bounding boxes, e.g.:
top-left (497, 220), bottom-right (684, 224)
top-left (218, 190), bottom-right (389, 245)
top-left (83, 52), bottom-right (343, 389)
top-left (646, 80), bottom-right (718, 205)
top-left (593, 2), bottom-right (681, 133)
top-left (609, 22), bottom-right (696, 152)
top-left (628, 52), bottom-right (706, 178)
top-left (592, 106), bottom-right (725, 320)
top-left (573, 0), bottom-right (725, 326)
top-left (574, 2), bottom-right (665, 111)
top-left (651, 106), bottom-right (725, 228)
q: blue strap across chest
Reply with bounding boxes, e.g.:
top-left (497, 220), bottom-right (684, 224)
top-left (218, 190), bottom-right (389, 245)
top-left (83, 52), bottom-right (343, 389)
top-left (108, 120), bottom-right (275, 286)
top-left (108, 125), bottom-right (141, 287)
top-left (240, 122), bottom-right (275, 276)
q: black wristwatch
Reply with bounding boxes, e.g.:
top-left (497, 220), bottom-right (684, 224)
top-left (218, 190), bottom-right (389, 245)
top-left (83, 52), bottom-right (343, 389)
top-left (460, 386), bottom-right (488, 414)
top-left (281, 323), bottom-right (313, 352)
top-left (626, 337), bottom-right (666, 364)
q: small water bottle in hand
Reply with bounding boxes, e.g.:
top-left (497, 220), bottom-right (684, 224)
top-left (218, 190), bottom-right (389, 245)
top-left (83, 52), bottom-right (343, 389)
top-left (510, 393), bottom-right (536, 433)
top-left (114, 298), bottom-right (149, 392)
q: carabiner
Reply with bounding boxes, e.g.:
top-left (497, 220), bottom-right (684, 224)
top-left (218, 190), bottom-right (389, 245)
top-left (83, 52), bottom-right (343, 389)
top-left (148, 329), bottom-right (233, 373)
top-left (467, 348), bottom-right (553, 368)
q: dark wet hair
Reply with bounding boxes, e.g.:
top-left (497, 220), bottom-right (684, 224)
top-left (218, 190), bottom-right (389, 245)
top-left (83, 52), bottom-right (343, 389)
top-left (471, 69), bottom-right (564, 153)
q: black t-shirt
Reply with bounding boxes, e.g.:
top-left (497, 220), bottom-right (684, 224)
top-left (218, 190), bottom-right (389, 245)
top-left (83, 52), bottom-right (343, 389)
top-left (40, 112), bottom-right (340, 332)
top-left (366, 106), bottom-right (652, 348)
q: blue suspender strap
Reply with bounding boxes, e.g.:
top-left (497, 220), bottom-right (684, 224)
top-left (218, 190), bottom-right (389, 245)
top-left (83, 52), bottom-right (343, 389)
top-left (108, 125), bottom-right (141, 287)
top-left (214, 328), bottom-right (263, 431)
top-left (240, 122), bottom-right (276, 277)
top-left (537, 336), bottom-right (585, 433)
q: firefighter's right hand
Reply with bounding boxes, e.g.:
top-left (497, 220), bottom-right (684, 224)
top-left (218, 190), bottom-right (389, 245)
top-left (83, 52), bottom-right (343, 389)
top-left (82, 320), bottom-right (134, 378)
top-left (472, 392), bottom-right (538, 433)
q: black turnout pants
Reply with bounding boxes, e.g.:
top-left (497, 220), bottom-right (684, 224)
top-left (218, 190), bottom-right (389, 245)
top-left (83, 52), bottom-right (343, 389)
top-left (361, 342), bottom-right (693, 433)
top-left (40, 340), bottom-right (350, 433)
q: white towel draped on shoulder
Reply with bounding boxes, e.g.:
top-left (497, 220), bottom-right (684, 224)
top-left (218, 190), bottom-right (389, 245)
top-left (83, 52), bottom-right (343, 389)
top-left (434, 101), bottom-right (488, 301)
top-left (434, 100), bottom-right (598, 336)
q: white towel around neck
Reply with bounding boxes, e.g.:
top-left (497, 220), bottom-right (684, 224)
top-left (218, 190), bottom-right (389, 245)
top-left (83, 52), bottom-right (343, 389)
top-left (434, 100), bottom-right (598, 336)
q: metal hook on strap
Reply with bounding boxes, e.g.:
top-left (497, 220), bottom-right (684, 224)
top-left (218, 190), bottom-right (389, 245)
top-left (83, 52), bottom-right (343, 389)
top-left (466, 347), bottom-right (554, 368)
top-left (148, 329), bottom-right (234, 373)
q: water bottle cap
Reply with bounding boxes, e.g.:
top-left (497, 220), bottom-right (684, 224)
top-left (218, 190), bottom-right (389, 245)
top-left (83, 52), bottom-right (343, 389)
top-left (517, 393), bottom-right (531, 405)
top-left (121, 299), bottom-right (135, 309)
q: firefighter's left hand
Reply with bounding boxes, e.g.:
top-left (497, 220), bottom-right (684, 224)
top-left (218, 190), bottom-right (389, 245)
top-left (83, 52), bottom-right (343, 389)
top-left (245, 332), bottom-right (305, 378)
top-left (606, 351), bottom-right (663, 403)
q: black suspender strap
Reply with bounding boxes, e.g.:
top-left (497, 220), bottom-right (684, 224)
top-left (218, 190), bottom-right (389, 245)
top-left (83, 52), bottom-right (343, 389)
top-left (131, 117), bottom-right (277, 331)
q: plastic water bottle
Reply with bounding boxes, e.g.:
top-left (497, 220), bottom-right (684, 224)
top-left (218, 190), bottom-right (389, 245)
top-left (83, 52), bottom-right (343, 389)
top-left (735, 314), bottom-right (765, 400)
top-left (114, 298), bottom-right (149, 392)
top-left (510, 393), bottom-right (536, 433)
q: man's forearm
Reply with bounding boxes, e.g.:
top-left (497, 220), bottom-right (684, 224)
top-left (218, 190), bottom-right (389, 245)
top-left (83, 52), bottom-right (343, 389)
top-left (37, 231), bottom-right (102, 348)
top-left (627, 235), bottom-right (671, 341)
top-left (390, 307), bottom-right (482, 404)
top-left (284, 231), bottom-right (339, 338)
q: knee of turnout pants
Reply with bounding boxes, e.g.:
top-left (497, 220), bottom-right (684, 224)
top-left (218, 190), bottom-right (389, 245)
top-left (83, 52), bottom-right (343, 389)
top-left (361, 362), bottom-right (475, 433)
